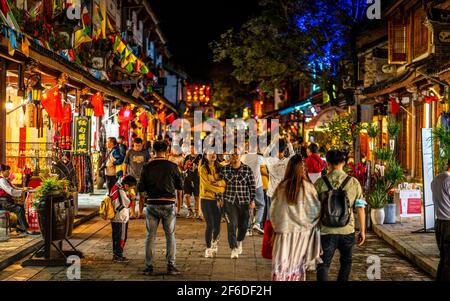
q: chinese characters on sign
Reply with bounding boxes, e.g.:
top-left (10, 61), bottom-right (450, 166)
top-left (73, 117), bottom-right (90, 154)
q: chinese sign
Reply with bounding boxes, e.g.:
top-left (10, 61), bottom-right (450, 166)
top-left (73, 117), bottom-right (90, 154)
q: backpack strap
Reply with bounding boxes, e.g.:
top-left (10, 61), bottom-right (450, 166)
top-left (322, 176), bottom-right (333, 191)
top-left (339, 176), bottom-right (352, 190)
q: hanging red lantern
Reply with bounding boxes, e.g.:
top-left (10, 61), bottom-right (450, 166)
top-left (390, 98), bottom-right (400, 114)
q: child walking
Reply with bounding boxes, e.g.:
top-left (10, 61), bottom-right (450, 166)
top-left (110, 175), bottom-right (137, 263)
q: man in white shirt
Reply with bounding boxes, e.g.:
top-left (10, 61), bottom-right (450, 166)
top-left (263, 135), bottom-right (295, 200)
top-left (241, 152), bottom-right (266, 234)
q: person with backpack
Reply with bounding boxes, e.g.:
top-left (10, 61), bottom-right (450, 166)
top-left (109, 175), bottom-right (137, 263)
top-left (314, 150), bottom-right (367, 281)
top-left (270, 154), bottom-right (322, 281)
top-left (306, 143), bottom-right (326, 184)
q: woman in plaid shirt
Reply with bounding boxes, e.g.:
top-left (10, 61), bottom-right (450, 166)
top-left (220, 148), bottom-right (256, 259)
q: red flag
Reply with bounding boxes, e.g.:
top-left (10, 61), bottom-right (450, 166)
top-left (41, 87), bottom-right (65, 123)
top-left (390, 98), bottom-right (400, 114)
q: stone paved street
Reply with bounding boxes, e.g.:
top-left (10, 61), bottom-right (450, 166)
top-left (373, 217), bottom-right (438, 278)
top-left (0, 216), bottom-right (432, 281)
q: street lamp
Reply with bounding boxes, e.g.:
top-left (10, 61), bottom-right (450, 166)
top-left (85, 102), bottom-right (94, 118)
top-left (31, 79), bottom-right (44, 105)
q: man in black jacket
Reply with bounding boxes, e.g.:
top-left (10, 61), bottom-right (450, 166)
top-left (53, 153), bottom-right (79, 215)
top-left (53, 153), bottom-right (78, 190)
top-left (139, 141), bottom-right (183, 276)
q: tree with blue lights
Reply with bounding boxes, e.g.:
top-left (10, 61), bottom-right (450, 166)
top-left (211, 0), bottom-right (368, 104)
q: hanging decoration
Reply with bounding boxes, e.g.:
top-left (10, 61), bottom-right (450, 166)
top-left (41, 86), bottom-right (65, 124)
top-left (390, 97), bottom-right (400, 114)
top-left (424, 94), bottom-right (438, 104)
top-left (90, 92), bottom-right (105, 117)
top-left (118, 105), bottom-right (134, 143)
top-left (112, 35), bottom-right (150, 76)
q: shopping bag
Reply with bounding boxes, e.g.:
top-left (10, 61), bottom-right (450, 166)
top-left (261, 219), bottom-right (274, 259)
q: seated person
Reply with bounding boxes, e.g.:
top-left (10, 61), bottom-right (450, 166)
top-left (0, 164), bottom-right (38, 235)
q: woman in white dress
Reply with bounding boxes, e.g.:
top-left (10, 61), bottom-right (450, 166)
top-left (270, 154), bottom-right (322, 281)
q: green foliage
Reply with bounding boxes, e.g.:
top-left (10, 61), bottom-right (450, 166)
top-left (35, 177), bottom-right (74, 206)
top-left (210, 0), bottom-right (355, 97)
top-left (367, 181), bottom-right (387, 209)
top-left (384, 160), bottom-right (405, 191)
top-left (387, 122), bottom-right (401, 139)
top-left (319, 112), bottom-right (362, 154)
top-left (367, 117), bottom-right (405, 211)
top-left (374, 148), bottom-right (392, 162)
top-left (367, 124), bottom-right (380, 139)
top-left (433, 125), bottom-right (450, 173)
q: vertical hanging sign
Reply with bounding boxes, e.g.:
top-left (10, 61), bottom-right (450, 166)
top-left (421, 128), bottom-right (435, 231)
top-left (73, 117), bottom-right (90, 154)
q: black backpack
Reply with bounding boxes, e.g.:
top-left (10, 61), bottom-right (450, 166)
top-left (319, 176), bottom-right (352, 228)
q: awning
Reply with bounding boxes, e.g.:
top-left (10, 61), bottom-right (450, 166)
top-left (305, 106), bottom-right (345, 130)
top-left (0, 35), bottom-right (151, 110)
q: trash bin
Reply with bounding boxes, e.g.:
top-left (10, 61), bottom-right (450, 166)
top-left (0, 210), bottom-right (11, 242)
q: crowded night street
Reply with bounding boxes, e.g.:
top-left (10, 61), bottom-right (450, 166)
top-left (0, 0), bottom-right (449, 293)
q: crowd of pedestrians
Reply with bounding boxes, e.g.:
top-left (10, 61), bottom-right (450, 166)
top-left (97, 134), bottom-right (369, 281)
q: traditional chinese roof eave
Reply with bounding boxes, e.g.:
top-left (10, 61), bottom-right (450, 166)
top-left (362, 70), bottom-right (419, 98)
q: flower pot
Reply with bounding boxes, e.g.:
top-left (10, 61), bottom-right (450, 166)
top-left (37, 194), bottom-right (72, 242)
top-left (370, 208), bottom-right (385, 225)
top-left (384, 204), bottom-right (396, 224)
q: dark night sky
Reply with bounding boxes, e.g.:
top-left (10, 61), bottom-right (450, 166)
top-left (148, 0), bottom-right (261, 80)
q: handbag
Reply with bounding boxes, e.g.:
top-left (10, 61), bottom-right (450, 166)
top-left (261, 219), bottom-right (274, 259)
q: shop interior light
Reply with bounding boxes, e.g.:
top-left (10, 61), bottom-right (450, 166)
top-left (6, 96), bottom-right (13, 110)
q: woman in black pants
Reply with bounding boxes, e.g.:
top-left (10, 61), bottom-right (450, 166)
top-left (198, 152), bottom-right (226, 258)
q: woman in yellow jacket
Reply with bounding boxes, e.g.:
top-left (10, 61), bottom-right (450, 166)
top-left (199, 152), bottom-right (226, 258)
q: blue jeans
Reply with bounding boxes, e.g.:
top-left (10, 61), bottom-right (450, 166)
top-left (254, 187), bottom-right (265, 228)
top-left (201, 199), bottom-right (221, 248)
top-left (145, 204), bottom-right (177, 268)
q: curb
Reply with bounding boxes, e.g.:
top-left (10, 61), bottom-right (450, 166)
top-left (0, 210), bottom-right (98, 272)
top-left (372, 224), bottom-right (437, 278)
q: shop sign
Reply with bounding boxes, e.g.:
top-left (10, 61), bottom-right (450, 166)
top-left (399, 190), bottom-right (422, 218)
top-left (73, 117), bottom-right (90, 154)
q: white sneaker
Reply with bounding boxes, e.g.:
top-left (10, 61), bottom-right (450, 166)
top-left (237, 241), bottom-right (243, 255)
top-left (230, 248), bottom-right (239, 259)
top-left (246, 229), bottom-right (253, 237)
top-left (253, 224), bottom-right (264, 235)
top-left (211, 240), bottom-right (219, 254)
top-left (186, 210), bottom-right (194, 219)
top-left (205, 248), bottom-right (214, 258)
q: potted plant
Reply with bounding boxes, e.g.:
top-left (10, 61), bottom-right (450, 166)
top-left (384, 189), bottom-right (396, 224)
top-left (35, 177), bottom-right (75, 241)
top-left (388, 121), bottom-right (401, 151)
top-left (367, 135), bottom-right (405, 226)
top-left (367, 178), bottom-right (387, 225)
